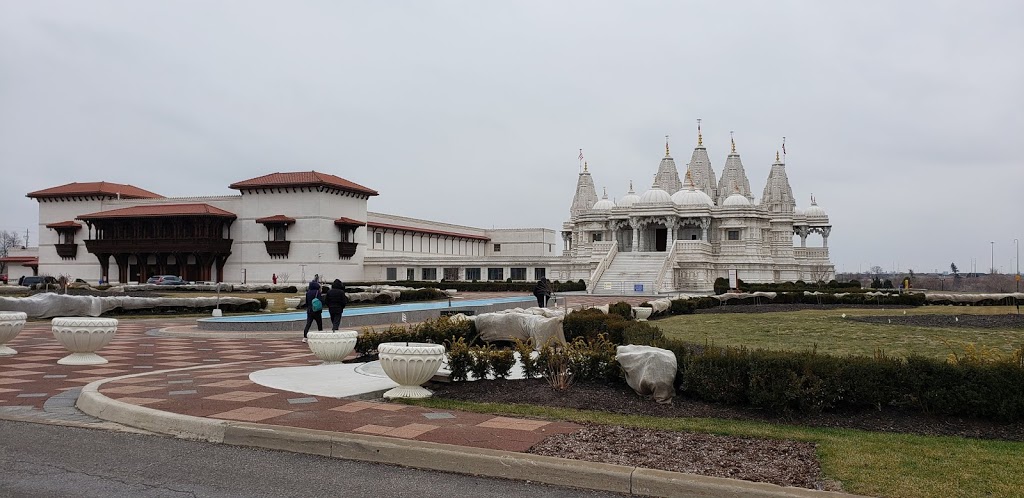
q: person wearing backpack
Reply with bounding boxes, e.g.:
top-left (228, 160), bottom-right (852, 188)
top-left (325, 279), bottom-right (349, 331)
top-left (301, 280), bottom-right (323, 342)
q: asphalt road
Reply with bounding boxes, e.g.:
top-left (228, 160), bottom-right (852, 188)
top-left (0, 420), bottom-right (628, 498)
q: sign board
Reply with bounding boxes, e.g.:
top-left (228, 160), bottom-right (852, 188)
top-left (634, 284), bottom-right (644, 292)
top-left (728, 269), bottom-right (738, 290)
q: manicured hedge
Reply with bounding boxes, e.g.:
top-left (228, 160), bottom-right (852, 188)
top-left (714, 277), bottom-right (861, 294)
top-left (344, 280), bottom-right (587, 293)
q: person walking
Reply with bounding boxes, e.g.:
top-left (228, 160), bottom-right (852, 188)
top-left (533, 277), bottom-right (552, 308)
top-left (301, 280), bottom-right (323, 342)
top-left (325, 279), bottom-right (349, 331)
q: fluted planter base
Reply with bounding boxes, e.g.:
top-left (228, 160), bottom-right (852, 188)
top-left (0, 311), bottom-right (27, 356)
top-left (307, 330), bottom-right (358, 364)
top-left (51, 317), bottom-right (118, 366)
top-left (284, 297), bottom-right (301, 310)
top-left (378, 342), bottom-right (446, 399)
top-left (632, 307), bottom-right (653, 321)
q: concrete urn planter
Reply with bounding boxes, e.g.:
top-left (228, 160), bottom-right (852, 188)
top-left (51, 317), bottom-right (118, 365)
top-left (632, 307), bottom-right (653, 321)
top-left (307, 330), bottom-right (358, 364)
top-left (0, 311), bottom-right (28, 356)
top-left (284, 297), bottom-right (302, 310)
top-left (378, 342), bottom-right (446, 399)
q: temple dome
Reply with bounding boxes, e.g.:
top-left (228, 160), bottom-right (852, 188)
top-left (592, 188), bottom-right (616, 210)
top-left (671, 181), bottom-right (714, 207)
top-left (638, 186), bottom-right (672, 204)
top-left (722, 192), bottom-right (751, 207)
top-left (618, 181), bottom-right (640, 208)
top-left (805, 196), bottom-right (827, 218)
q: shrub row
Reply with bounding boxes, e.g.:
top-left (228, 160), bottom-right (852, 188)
top-left (354, 316), bottom-right (476, 356)
top-left (640, 293), bottom-right (927, 320)
top-left (446, 336), bottom-right (621, 385)
top-left (714, 277), bottom-right (861, 294)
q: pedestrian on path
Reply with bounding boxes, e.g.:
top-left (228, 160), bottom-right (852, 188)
top-left (533, 277), bottom-right (552, 307)
top-left (325, 279), bottom-right (348, 330)
top-left (302, 280), bottom-right (323, 341)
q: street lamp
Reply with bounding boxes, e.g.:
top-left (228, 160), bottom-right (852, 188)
top-left (991, 241), bottom-right (995, 274)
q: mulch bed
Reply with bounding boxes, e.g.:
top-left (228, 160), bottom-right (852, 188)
top-left (850, 313), bottom-right (1024, 329)
top-left (431, 378), bottom-right (1024, 490)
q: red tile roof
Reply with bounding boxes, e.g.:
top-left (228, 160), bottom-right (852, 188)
top-left (77, 203), bottom-right (237, 220)
top-left (230, 171), bottom-right (378, 197)
top-left (334, 217), bottom-right (366, 226)
top-left (367, 222), bottom-right (490, 241)
top-left (27, 182), bottom-right (163, 200)
top-left (0, 256), bottom-right (38, 265)
top-left (255, 215), bottom-right (296, 224)
top-left (45, 221), bottom-right (83, 229)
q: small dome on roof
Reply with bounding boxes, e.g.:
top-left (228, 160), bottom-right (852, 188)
top-left (722, 192), bottom-right (751, 207)
top-left (672, 172), bottom-right (714, 207)
top-left (794, 207), bottom-right (805, 217)
top-left (618, 181), bottom-right (640, 207)
top-left (592, 188), bottom-right (616, 210)
top-left (638, 185), bottom-right (672, 204)
top-left (805, 195), bottom-right (827, 218)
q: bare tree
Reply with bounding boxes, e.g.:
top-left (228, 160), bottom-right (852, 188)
top-left (276, 272), bottom-right (290, 284)
top-left (0, 230), bottom-right (24, 275)
top-left (808, 264), bottom-right (832, 286)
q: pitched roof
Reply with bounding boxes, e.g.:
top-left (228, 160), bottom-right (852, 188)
top-left (45, 221), bottom-right (83, 229)
top-left (367, 222), bottom-right (490, 241)
top-left (0, 256), bottom-right (38, 265)
top-left (229, 171), bottom-right (378, 196)
top-left (77, 203), bottom-right (236, 220)
top-left (27, 182), bottom-right (162, 200)
top-left (334, 217), bottom-right (366, 227)
top-left (255, 215), bottom-right (296, 224)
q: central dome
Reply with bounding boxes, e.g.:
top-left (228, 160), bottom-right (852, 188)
top-left (638, 186), bottom-right (672, 204)
top-left (722, 192), bottom-right (751, 207)
top-left (618, 181), bottom-right (640, 207)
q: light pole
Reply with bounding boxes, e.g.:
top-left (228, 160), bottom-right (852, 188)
top-left (991, 241), bottom-right (995, 274)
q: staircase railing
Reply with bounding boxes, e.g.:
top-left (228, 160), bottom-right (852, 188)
top-left (653, 240), bottom-right (679, 293)
top-left (587, 243), bottom-right (618, 294)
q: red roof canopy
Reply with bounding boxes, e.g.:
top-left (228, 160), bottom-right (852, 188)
top-left (77, 203), bottom-right (236, 220)
top-left (0, 256), bottom-right (38, 266)
top-left (230, 171), bottom-right (378, 197)
top-left (334, 217), bottom-right (366, 227)
top-left (45, 221), bottom-right (83, 230)
top-left (255, 215), bottom-right (296, 224)
top-left (367, 222), bottom-right (489, 241)
top-left (27, 182), bottom-right (162, 200)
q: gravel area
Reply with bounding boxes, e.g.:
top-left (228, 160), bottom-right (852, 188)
top-left (851, 313), bottom-right (1024, 329)
top-left (432, 377), bottom-right (1024, 490)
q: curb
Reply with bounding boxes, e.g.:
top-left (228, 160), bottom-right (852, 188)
top-left (77, 371), bottom-right (865, 498)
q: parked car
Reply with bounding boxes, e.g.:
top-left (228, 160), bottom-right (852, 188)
top-left (21, 276), bottom-right (58, 288)
top-left (0, 274), bottom-right (7, 284)
top-left (147, 275), bottom-right (187, 286)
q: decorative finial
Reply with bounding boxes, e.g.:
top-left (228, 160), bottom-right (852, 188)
top-left (696, 119), bottom-right (703, 146)
top-left (665, 135), bottom-right (670, 157)
top-left (602, 187), bottom-right (608, 199)
top-left (730, 131), bottom-right (736, 153)
top-left (584, 161), bottom-right (588, 172)
top-left (628, 180), bottom-right (634, 193)
top-left (776, 150), bottom-right (780, 162)
top-left (811, 194), bottom-right (816, 205)
top-left (734, 184), bottom-right (740, 194)
top-left (685, 170), bottom-right (695, 189)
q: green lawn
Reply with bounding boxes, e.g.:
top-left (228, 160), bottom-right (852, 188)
top-left (654, 306), bottom-right (1023, 360)
top-left (410, 398), bottom-right (1024, 498)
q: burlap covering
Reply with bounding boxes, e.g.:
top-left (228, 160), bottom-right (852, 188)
top-left (0, 293), bottom-right (258, 319)
top-left (615, 344), bottom-right (677, 404)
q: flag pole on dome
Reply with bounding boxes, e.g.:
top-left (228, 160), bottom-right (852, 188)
top-left (578, 148), bottom-right (584, 173)
top-left (782, 137), bottom-right (786, 161)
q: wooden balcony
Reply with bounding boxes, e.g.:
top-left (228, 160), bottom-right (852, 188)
top-left (338, 242), bottom-right (358, 259)
top-left (264, 241), bottom-right (291, 258)
top-left (55, 243), bottom-right (78, 260)
top-left (84, 238), bottom-right (233, 254)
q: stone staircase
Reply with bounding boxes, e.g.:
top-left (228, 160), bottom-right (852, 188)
top-left (591, 252), bottom-right (667, 295)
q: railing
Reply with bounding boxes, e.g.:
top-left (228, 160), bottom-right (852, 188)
top-left (84, 238), bottom-right (233, 253)
top-left (795, 247), bottom-right (829, 260)
top-left (675, 240), bottom-right (713, 256)
top-left (587, 243), bottom-right (618, 294)
top-left (653, 240), bottom-right (679, 293)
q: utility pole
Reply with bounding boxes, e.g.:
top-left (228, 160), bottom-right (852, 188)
top-left (24, 228), bottom-right (29, 248)
top-left (991, 241), bottom-right (995, 274)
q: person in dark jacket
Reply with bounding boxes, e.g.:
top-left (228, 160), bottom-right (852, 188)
top-left (301, 280), bottom-right (323, 342)
top-left (324, 279), bottom-right (348, 331)
top-left (533, 277), bottom-right (552, 307)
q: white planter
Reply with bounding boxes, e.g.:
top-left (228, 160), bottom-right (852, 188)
top-left (284, 297), bottom-right (301, 310)
top-left (0, 311), bottom-right (28, 356)
top-left (265, 298), bottom-right (276, 308)
top-left (51, 317), bottom-right (118, 365)
top-left (307, 330), bottom-right (358, 364)
top-left (632, 307), bottom-right (653, 321)
top-left (378, 342), bottom-right (446, 399)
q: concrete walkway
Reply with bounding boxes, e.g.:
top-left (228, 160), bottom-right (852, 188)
top-left (0, 302), bottom-right (862, 498)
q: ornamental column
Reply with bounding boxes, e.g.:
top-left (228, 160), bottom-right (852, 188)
top-left (630, 219), bottom-right (640, 252)
top-left (700, 218), bottom-right (710, 242)
top-left (666, 218), bottom-right (678, 247)
top-left (822, 226), bottom-right (831, 247)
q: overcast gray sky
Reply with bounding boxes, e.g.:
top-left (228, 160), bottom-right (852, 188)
top-left (1, 1), bottom-right (1022, 275)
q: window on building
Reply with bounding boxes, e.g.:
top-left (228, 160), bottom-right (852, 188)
top-left (386, 267), bottom-right (397, 280)
top-left (465, 267), bottom-right (481, 281)
top-left (487, 267), bottom-right (504, 281)
top-left (548, 244), bottom-right (552, 252)
top-left (534, 268), bottom-right (546, 280)
top-left (421, 268), bottom-right (437, 280)
top-left (691, 234), bottom-right (698, 240)
top-left (727, 230), bottom-right (740, 241)
top-left (272, 226), bottom-right (287, 241)
top-left (592, 233), bottom-right (603, 242)
top-left (406, 268), bottom-right (415, 281)
top-left (443, 268), bottom-right (459, 281)
top-left (375, 232), bottom-right (382, 244)
top-left (510, 267), bottom-right (527, 280)
top-left (493, 243), bottom-right (501, 252)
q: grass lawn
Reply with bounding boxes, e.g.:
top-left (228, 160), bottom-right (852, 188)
top-left (654, 306), bottom-right (1023, 360)
top-left (409, 398), bottom-right (1024, 498)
